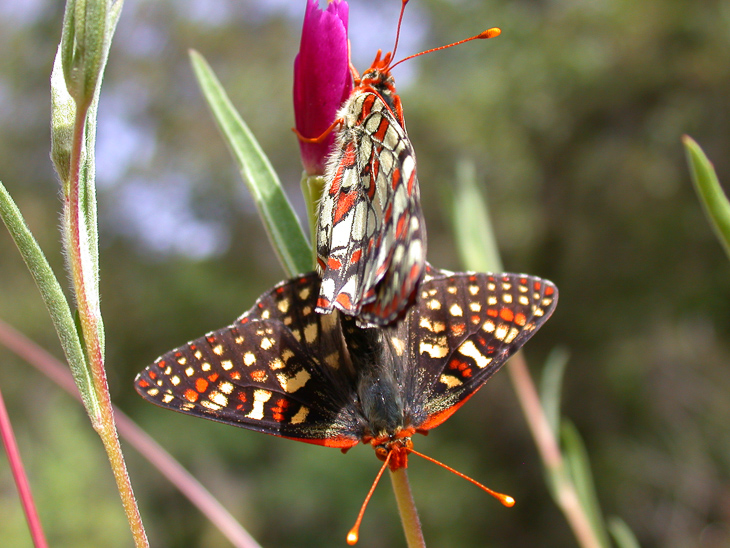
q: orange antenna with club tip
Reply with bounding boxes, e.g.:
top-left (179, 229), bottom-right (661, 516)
top-left (388, 27), bottom-right (501, 71)
top-left (346, 451), bottom-right (393, 545)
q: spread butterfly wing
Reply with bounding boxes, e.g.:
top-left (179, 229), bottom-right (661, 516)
top-left (400, 268), bottom-right (558, 431)
top-left (135, 274), bottom-right (363, 448)
top-left (316, 89), bottom-right (427, 326)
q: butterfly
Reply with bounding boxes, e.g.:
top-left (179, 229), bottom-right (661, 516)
top-left (315, 48), bottom-right (426, 327)
top-left (135, 265), bottom-right (557, 470)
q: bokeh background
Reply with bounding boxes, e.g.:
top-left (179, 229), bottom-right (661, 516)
top-left (1, 0), bottom-right (730, 546)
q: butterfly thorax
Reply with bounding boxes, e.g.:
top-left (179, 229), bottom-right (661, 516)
top-left (345, 320), bottom-right (414, 444)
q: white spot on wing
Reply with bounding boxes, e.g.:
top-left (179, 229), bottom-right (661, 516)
top-left (246, 389), bottom-right (272, 420)
top-left (277, 369), bottom-right (311, 393)
top-left (459, 340), bottom-right (490, 368)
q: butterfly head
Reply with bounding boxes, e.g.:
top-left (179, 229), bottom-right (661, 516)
top-left (366, 427), bottom-right (416, 471)
top-left (358, 50), bottom-right (397, 89)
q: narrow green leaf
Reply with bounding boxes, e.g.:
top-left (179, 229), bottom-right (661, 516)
top-left (562, 420), bottom-right (611, 548)
top-left (539, 346), bottom-right (571, 437)
top-left (0, 181), bottom-right (99, 418)
top-left (190, 50), bottom-right (311, 277)
top-left (683, 135), bottom-right (730, 261)
top-left (607, 516), bottom-right (641, 548)
top-left (452, 159), bottom-right (503, 272)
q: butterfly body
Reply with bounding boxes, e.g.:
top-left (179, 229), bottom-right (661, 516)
top-left (135, 266), bottom-right (557, 469)
top-left (316, 51), bottom-right (427, 326)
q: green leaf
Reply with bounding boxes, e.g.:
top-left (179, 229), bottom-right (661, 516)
top-left (452, 159), bottom-right (503, 272)
top-left (683, 135), bottom-right (730, 261)
top-left (562, 420), bottom-right (611, 548)
top-left (539, 346), bottom-right (571, 437)
top-left (607, 516), bottom-right (641, 548)
top-left (190, 50), bottom-right (311, 277)
top-left (0, 181), bottom-right (99, 419)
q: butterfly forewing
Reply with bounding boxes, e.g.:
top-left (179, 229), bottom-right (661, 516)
top-left (316, 75), bottom-right (427, 327)
top-left (397, 268), bottom-right (558, 430)
top-left (135, 274), bottom-right (363, 448)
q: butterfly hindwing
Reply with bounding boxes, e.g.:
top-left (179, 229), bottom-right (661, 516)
top-left (316, 78), bottom-right (427, 326)
top-left (135, 274), bottom-right (363, 448)
top-left (396, 267), bottom-right (558, 431)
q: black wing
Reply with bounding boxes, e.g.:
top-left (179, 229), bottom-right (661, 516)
top-left (393, 266), bottom-right (558, 431)
top-left (135, 274), bottom-right (365, 448)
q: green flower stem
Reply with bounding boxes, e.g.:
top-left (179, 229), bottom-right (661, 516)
top-left (301, 173), bottom-right (326, 269)
top-left (390, 468), bottom-right (426, 548)
top-left (508, 353), bottom-right (602, 548)
top-left (64, 103), bottom-right (148, 548)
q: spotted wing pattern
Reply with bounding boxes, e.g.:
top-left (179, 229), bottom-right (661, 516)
top-left (316, 77), bottom-right (426, 327)
top-left (394, 267), bottom-right (558, 432)
top-left (135, 274), bottom-right (364, 448)
top-left (136, 267), bottom-right (557, 451)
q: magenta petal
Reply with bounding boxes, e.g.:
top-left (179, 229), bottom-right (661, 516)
top-left (294, 0), bottom-right (352, 176)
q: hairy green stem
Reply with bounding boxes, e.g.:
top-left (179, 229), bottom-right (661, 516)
top-left (65, 106), bottom-right (148, 548)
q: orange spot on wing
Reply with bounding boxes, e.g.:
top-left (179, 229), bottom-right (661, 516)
top-left (251, 370), bottom-right (267, 382)
top-left (231, 371), bottom-right (242, 380)
top-left (184, 389), bottom-right (199, 402)
top-left (395, 214), bottom-right (406, 238)
top-left (391, 168), bottom-right (401, 190)
top-left (350, 249), bottom-right (362, 264)
top-left (487, 309), bottom-right (498, 317)
top-left (515, 313), bottom-right (527, 326)
top-left (451, 323), bottom-right (466, 336)
top-left (500, 308), bottom-right (515, 322)
top-left (336, 293), bottom-right (353, 309)
top-left (138, 379), bottom-right (149, 388)
top-left (327, 257), bottom-right (342, 270)
top-left (195, 378), bottom-right (208, 393)
top-left (208, 373), bottom-right (219, 382)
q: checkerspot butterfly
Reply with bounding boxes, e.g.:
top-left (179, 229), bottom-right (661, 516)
top-left (135, 265), bottom-right (557, 538)
top-left (313, 3), bottom-right (501, 327)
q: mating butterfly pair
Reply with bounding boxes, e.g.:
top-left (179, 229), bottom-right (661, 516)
top-left (135, 5), bottom-right (554, 544)
top-left (135, 265), bottom-right (557, 465)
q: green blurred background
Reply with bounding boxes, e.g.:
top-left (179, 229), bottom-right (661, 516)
top-left (1, 0), bottom-right (729, 546)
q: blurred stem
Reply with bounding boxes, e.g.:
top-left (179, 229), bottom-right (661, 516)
top-left (390, 468), bottom-right (425, 548)
top-left (64, 103), bottom-right (148, 548)
top-left (0, 384), bottom-right (49, 548)
top-left (508, 354), bottom-right (602, 548)
top-left (453, 163), bottom-right (604, 548)
top-left (0, 318), bottom-right (261, 548)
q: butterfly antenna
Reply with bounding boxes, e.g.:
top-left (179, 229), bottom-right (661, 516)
top-left (389, 27), bottom-right (501, 71)
top-left (390, 0), bottom-right (410, 63)
top-left (408, 448), bottom-right (515, 507)
top-left (346, 451), bottom-right (392, 545)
